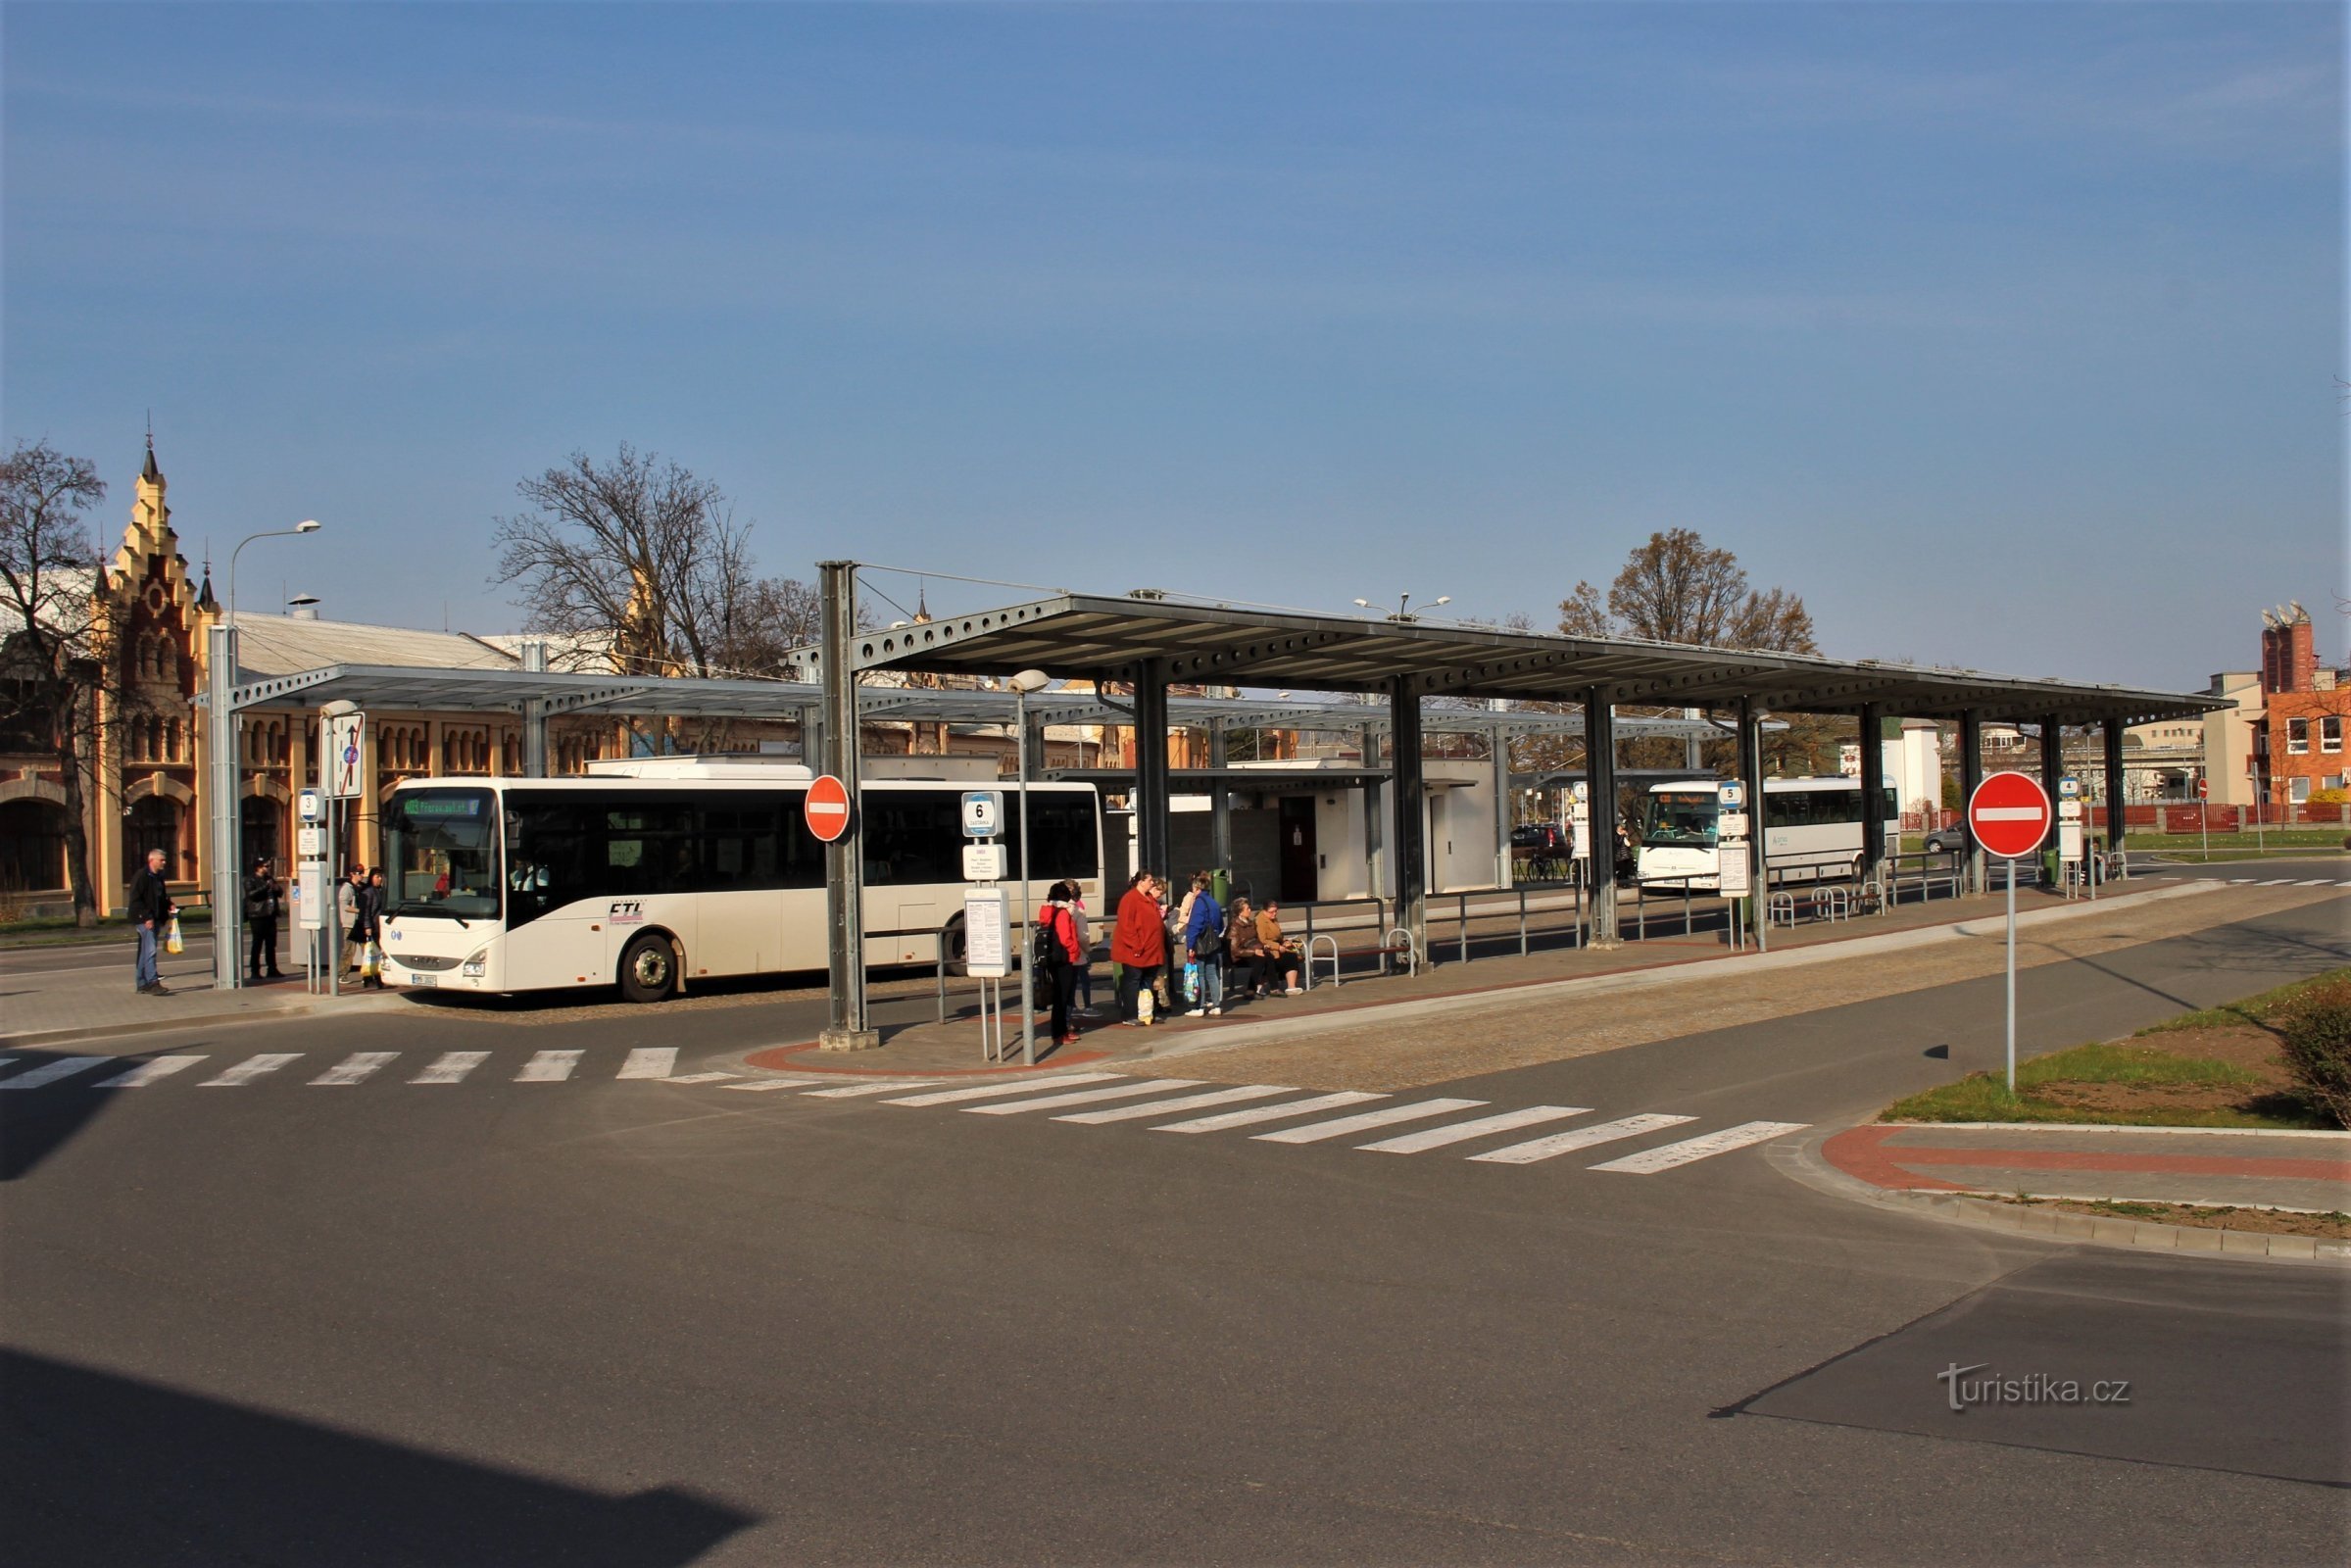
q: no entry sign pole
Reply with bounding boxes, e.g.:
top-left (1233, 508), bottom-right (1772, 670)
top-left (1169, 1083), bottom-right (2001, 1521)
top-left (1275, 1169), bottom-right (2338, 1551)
top-left (1968, 771), bottom-right (2054, 1094)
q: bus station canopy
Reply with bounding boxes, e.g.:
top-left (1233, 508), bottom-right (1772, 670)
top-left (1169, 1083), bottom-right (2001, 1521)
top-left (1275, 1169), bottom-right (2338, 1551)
top-left (846, 591), bottom-right (2225, 726)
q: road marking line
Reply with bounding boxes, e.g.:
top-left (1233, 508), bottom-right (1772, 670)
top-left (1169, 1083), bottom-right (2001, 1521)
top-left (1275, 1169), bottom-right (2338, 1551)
top-left (96, 1054), bottom-right (208, 1088)
top-left (311, 1052), bottom-right (399, 1086)
top-left (1253, 1098), bottom-right (1489, 1145)
top-left (2294, 879), bottom-right (2331, 886)
top-left (967, 1079), bottom-right (1205, 1115)
top-left (2229, 878), bottom-right (2256, 884)
top-left (721, 1077), bottom-right (838, 1092)
top-left (412, 1052), bottom-right (490, 1084)
top-left (662, 1071), bottom-right (737, 1084)
top-left (199, 1054), bottom-right (304, 1088)
top-left (0, 1055), bottom-right (113, 1090)
top-left (1057, 1084), bottom-right (1298, 1124)
top-left (1470, 1112), bottom-right (1698, 1164)
top-left (1151, 1091), bottom-right (1386, 1134)
top-left (1588, 1120), bottom-right (1810, 1173)
top-left (2259, 878), bottom-right (2295, 886)
top-left (1357, 1105), bottom-right (1592, 1153)
top-left (799, 1079), bottom-right (944, 1097)
top-left (617, 1048), bottom-right (678, 1080)
top-left (515, 1050), bottom-right (582, 1083)
top-left (886, 1073), bottom-right (1124, 1106)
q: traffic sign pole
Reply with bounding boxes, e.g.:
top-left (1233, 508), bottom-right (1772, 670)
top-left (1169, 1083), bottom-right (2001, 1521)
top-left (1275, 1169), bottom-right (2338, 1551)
top-left (1967, 771), bottom-right (2053, 1096)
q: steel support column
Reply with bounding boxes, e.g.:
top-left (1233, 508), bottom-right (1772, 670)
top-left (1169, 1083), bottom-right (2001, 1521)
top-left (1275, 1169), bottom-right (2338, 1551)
top-left (2039, 722), bottom-right (2065, 858)
top-left (1362, 724), bottom-right (1384, 900)
top-left (1738, 696), bottom-right (1767, 954)
top-left (816, 561), bottom-right (877, 1051)
top-left (520, 640), bottom-right (549, 777)
top-left (1858, 703), bottom-right (1886, 876)
top-left (1583, 686), bottom-right (1618, 946)
top-left (2103, 719), bottom-right (2128, 852)
top-left (1207, 717), bottom-right (1230, 874)
top-left (206, 622), bottom-right (242, 991)
top-left (1131, 661), bottom-right (1171, 880)
top-left (1491, 722), bottom-right (1512, 890)
top-left (1958, 710), bottom-right (1984, 895)
top-left (1390, 677), bottom-right (1427, 957)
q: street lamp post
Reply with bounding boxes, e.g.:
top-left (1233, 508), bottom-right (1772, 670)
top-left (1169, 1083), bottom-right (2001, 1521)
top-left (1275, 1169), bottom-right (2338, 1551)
top-left (1007, 668), bottom-right (1051, 1066)
top-left (1353, 592), bottom-right (1450, 623)
top-left (209, 521), bottom-right (320, 992)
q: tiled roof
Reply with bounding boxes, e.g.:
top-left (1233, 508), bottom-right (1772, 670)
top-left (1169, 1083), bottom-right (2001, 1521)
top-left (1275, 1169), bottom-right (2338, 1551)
top-left (231, 614), bottom-right (519, 679)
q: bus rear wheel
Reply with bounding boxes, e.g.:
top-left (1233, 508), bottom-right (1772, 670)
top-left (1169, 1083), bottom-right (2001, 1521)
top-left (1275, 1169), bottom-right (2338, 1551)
top-left (618, 932), bottom-right (676, 1004)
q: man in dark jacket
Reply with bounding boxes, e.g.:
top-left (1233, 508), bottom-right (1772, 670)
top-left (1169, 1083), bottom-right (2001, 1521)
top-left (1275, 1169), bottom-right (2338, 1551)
top-left (354, 867), bottom-right (388, 989)
top-left (127, 846), bottom-right (175, 997)
top-left (243, 856), bottom-right (285, 981)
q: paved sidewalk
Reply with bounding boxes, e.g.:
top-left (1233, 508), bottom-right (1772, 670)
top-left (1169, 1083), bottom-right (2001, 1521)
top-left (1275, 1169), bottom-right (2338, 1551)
top-left (1821, 1122), bottom-right (2351, 1212)
top-left (0, 941), bottom-right (400, 1046)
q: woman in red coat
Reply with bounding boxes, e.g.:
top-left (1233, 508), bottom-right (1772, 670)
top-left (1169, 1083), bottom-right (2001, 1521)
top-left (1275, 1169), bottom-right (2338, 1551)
top-left (1110, 870), bottom-right (1167, 1025)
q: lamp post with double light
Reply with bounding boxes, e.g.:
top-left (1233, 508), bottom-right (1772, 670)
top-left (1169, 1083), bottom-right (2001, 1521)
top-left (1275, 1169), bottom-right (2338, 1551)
top-left (1006, 668), bottom-right (1052, 1065)
top-left (208, 521), bottom-right (321, 991)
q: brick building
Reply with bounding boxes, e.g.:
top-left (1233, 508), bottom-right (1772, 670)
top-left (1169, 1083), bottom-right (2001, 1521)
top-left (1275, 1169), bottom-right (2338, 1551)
top-left (2249, 604), bottom-right (2347, 807)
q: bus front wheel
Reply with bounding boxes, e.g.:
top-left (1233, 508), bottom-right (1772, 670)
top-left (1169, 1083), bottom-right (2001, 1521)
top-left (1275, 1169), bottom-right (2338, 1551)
top-left (618, 932), bottom-right (677, 1004)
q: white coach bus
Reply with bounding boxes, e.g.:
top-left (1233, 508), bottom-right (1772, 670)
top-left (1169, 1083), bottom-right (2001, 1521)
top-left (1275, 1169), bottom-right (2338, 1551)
top-left (1636, 776), bottom-right (1899, 892)
top-left (376, 759), bottom-right (1102, 1002)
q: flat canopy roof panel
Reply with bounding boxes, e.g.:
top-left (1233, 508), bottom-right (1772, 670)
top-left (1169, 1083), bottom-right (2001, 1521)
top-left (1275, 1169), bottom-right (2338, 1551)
top-left (850, 593), bottom-right (2222, 724)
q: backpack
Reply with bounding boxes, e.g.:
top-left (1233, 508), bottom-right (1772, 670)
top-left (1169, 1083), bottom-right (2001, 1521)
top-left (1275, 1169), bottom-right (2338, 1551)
top-left (1031, 906), bottom-right (1067, 971)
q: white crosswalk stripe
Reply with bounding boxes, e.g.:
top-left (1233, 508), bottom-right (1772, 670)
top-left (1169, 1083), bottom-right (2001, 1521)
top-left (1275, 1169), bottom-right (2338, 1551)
top-left (2230, 878), bottom-right (2256, 883)
top-left (2294, 879), bottom-right (2332, 887)
top-left (96, 1054), bottom-right (208, 1088)
top-left (411, 1052), bottom-right (489, 1085)
top-left (1587, 1120), bottom-right (1808, 1173)
top-left (1151, 1091), bottom-right (1386, 1134)
top-left (1356, 1105), bottom-right (1592, 1153)
top-left (2259, 878), bottom-right (2295, 886)
top-left (799, 1079), bottom-right (944, 1098)
top-left (662, 1071), bottom-right (737, 1085)
top-left (311, 1052), bottom-right (400, 1086)
top-left (0, 1055), bottom-right (112, 1090)
top-left (1469, 1113), bottom-right (1697, 1165)
top-left (721, 1077), bottom-right (838, 1093)
top-left (617, 1048), bottom-right (678, 1080)
top-left (1253, 1098), bottom-right (1488, 1145)
top-left (1056, 1084), bottom-right (1299, 1124)
top-left (886, 1073), bottom-right (1124, 1107)
top-left (968, 1079), bottom-right (1204, 1116)
top-left (200, 1054), bottom-right (304, 1087)
top-left (514, 1050), bottom-right (582, 1083)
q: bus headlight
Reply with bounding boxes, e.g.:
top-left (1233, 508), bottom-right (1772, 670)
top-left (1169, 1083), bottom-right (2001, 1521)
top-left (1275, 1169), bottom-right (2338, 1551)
top-left (461, 949), bottom-right (488, 978)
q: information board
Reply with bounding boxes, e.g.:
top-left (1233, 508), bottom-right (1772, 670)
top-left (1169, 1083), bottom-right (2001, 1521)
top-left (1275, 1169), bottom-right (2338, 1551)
top-left (962, 887), bottom-right (1010, 978)
top-left (963, 842), bottom-right (1004, 881)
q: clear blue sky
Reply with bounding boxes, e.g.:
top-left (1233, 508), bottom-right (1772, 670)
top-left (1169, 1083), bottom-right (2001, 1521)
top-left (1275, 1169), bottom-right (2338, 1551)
top-left (5, 2), bottom-right (2340, 691)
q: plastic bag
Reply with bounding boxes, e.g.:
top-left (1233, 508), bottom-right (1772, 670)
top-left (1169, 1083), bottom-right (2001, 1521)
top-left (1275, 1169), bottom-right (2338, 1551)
top-left (1183, 960), bottom-right (1200, 1003)
top-left (1138, 986), bottom-right (1154, 1025)
top-left (362, 940), bottom-right (381, 978)
top-left (164, 915), bottom-right (183, 956)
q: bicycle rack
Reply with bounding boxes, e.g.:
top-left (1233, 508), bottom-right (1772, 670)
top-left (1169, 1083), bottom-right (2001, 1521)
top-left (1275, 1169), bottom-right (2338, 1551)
top-left (1767, 891), bottom-right (1798, 929)
top-left (1304, 934), bottom-right (1341, 992)
top-left (1382, 927), bottom-right (1420, 979)
top-left (1856, 879), bottom-right (1885, 916)
top-left (1820, 885), bottom-right (1850, 922)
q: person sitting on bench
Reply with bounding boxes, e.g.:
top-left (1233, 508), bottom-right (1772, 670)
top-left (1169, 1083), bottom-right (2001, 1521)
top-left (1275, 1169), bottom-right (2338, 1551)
top-left (1226, 896), bottom-right (1269, 999)
top-left (1256, 901), bottom-right (1303, 995)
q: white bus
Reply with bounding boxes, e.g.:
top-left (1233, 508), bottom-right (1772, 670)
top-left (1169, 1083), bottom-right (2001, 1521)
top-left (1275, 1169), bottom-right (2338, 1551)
top-left (1636, 777), bottom-right (1899, 892)
top-left (376, 759), bottom-right (1102, 1002)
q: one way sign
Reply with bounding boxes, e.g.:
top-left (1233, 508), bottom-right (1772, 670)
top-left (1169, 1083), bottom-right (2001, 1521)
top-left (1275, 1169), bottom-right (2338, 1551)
top-left (326, 711), bottom-right (367, 799)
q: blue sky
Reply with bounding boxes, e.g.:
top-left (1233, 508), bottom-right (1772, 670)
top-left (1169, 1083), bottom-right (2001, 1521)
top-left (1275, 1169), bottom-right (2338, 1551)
top-left (4, 2), bottom-right (2340, 690)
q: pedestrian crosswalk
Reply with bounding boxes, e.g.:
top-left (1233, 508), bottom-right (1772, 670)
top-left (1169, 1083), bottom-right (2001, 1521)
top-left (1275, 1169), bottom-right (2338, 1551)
top-left (0, 1051), bottom-right (1809, 1178)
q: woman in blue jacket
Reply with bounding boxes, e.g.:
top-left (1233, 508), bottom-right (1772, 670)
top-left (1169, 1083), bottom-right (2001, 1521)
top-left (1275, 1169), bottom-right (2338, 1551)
top-left (1181, 874), bottom-right (1226, 1017)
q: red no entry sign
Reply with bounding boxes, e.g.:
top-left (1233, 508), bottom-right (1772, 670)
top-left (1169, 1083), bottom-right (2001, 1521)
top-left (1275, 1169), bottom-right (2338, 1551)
top-left (1967, 770), bottom-right (2052, 859)
top-left (803, 773), bottom-right (852, 843)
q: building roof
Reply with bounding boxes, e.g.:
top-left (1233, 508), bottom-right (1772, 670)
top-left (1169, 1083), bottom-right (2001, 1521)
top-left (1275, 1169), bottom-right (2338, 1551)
top-left (845, 591), bottom-right (2225, 726)
top-left (230, 613), bottom-right (519, 681)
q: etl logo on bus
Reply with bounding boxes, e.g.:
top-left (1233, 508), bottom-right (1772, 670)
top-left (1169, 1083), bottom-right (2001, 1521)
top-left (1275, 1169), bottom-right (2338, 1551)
top-left (610, 900), bottom-right (644, 925)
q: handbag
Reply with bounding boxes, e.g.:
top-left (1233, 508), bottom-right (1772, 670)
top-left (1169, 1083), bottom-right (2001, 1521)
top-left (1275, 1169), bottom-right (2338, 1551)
top-left (164, 915), bottom-right (183, 956)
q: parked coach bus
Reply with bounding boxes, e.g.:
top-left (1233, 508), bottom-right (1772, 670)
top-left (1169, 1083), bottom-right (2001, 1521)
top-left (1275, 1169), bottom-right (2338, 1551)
top-left (1636, 777), bottom-right (1899, 892)
top-left (376, 759), bottom-right (1102, 1002)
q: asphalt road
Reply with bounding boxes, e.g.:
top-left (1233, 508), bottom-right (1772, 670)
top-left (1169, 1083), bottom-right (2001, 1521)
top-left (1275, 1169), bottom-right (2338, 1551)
top-left (1, 885), bottom-right (2344, 1565)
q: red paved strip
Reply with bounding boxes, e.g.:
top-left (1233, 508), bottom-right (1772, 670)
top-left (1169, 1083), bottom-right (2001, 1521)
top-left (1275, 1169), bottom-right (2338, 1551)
top-left (1822, 1124), bottom-right (2350, 1192)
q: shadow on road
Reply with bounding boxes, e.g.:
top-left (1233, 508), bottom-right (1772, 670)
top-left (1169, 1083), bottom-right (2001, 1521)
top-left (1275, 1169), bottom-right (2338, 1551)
top-left (0, 1348), bottom-right (757, 1566)
top-left (0, 1050), bottom-right (131, 1182)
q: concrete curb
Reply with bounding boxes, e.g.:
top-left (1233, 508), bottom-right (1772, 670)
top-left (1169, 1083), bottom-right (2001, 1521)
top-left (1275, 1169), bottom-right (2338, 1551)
top-left (1772, 1130), bottom-right (2350, 1269)
top-left (0, 992), bottom-right (406, 1050)
top-left (1146, 880), bottom-right (2225, 1062)
top-left (1884, 1119), bottom-right (2351, 1141)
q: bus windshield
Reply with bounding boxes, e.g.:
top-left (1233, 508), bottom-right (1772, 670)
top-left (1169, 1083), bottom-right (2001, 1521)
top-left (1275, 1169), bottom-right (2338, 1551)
top-left (1641, 790), bottom-right (1719, 847)
top-left (383, 788), bottom-right (502, 922)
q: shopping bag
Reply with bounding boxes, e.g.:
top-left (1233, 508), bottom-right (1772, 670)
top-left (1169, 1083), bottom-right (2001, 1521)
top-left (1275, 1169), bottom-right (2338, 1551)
top-left (362, 940), bottom-right (381, 978)
top-left (164, 915), bottom-right (183, 956)
top-left (1137, 986), bottom-right (1155, 1025)
top-left (1183, 960), bottom-right (1200, 1003)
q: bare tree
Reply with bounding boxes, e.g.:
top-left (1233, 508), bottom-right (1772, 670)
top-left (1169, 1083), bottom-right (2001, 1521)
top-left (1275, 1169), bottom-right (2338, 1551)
top-left (0, 440), bottom-right (120, 922)
top-left (492, 446), bottom-right (819, 748)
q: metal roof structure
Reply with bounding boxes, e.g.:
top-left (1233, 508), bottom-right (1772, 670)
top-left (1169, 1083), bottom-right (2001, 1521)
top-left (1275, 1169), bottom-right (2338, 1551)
top-left (846, 592), bottom-right (2224, 725)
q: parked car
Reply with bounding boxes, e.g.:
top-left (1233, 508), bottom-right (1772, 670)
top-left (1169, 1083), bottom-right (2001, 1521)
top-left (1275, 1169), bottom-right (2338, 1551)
top-left (1510, 822), bottom-right (1568, 855)
top-left (1923, 824), bottom-right (1967, 854)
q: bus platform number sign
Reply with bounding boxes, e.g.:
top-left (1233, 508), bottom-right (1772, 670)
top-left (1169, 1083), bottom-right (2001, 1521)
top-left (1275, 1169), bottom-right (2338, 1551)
top-left (298, 787), bottom-right (324, 824)
top-left (804, 774), bottom-right (853, 843)
top-left (1968, 771), bottom-right (2053, 860)
top-left (961, 791), bottom-right (1003, 839)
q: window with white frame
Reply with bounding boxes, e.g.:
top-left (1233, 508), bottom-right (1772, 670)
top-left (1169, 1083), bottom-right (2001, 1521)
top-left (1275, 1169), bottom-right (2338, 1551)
top-left (2324, 714), bottom-right (2342, 753)
top-left (2288, 717), bottom-right (2310, 754)
top-left (2288, 775), bottom-right (2311, 803)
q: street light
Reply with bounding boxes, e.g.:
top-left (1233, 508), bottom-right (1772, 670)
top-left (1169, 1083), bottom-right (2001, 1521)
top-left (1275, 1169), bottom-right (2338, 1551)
top-left (211, 521), bottom-right (323, 992)
top-left (1353, 592), bottom-right (1451, 622)
top-left (1007, 667), bottom-right (1051, 1065)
